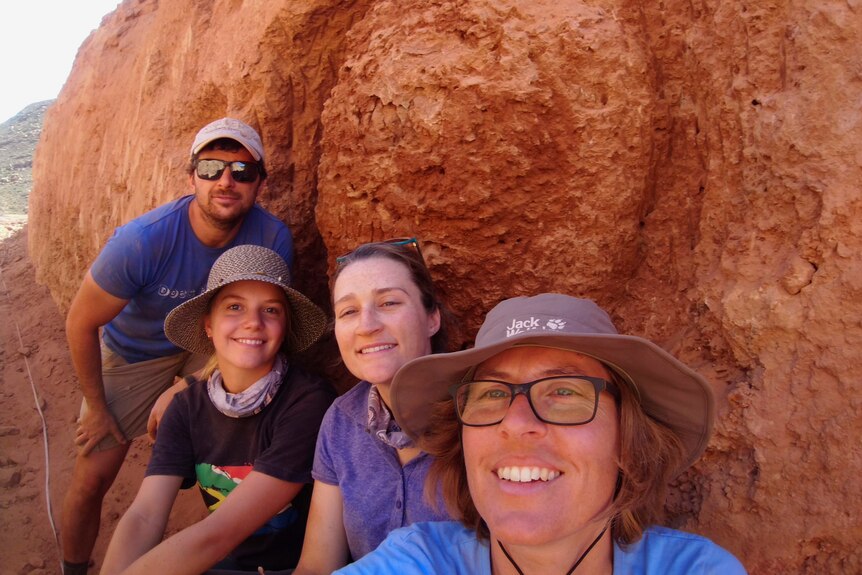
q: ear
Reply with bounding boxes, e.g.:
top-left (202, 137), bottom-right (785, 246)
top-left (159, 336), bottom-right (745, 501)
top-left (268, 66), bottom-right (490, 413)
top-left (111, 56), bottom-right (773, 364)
top-left (427, 307), bottom-right (441, 338)
top-left (203, 315), bottom-right (213, 338)
top-left (188, 171), bottom-right (196, 191)
top-left (252, 179), bottom-right (265, 202)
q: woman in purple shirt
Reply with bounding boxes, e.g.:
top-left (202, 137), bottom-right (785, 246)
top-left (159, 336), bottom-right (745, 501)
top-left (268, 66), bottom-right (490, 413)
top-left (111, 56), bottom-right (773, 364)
top-left (293, 239), bottom-right (455, 574)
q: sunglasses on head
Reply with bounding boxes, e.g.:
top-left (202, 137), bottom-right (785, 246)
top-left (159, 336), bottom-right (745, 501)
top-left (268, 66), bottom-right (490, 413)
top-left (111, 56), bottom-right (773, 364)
top-left (335, 237), bottom-right (425, 266)
top-left (194, 159), bottom-right (261, 183)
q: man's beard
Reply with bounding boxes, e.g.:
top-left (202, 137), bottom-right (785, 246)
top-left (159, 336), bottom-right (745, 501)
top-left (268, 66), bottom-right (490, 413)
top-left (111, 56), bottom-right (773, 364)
top-left (196, 192), bottom-right (247, 231)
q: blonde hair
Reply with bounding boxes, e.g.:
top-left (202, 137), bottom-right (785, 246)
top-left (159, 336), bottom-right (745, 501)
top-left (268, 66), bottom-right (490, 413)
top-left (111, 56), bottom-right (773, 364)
top-left (200, 354), bottom-right (220, 380)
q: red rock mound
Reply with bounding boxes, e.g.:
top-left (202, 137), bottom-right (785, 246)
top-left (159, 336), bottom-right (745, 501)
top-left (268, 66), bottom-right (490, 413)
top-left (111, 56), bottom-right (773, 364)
top-left (26, 1), bottom-right (862, 572)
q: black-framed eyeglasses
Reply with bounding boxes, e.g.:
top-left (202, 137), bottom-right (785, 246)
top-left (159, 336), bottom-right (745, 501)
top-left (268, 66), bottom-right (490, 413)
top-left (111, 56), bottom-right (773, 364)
top-left (335, 237), bottom-right (425, 266)
top-left (194, 159), bottom-right (261, 183)
top-left (449, 376), bottom-right (617, 427)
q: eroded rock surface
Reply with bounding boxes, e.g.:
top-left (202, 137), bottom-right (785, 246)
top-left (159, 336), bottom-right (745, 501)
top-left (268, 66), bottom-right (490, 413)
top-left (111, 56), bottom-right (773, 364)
top-left (28, 1), bottom-right (862, 572)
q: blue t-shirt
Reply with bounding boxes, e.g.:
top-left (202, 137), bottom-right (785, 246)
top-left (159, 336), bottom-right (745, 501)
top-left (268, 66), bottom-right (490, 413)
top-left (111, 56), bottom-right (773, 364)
top-left (91, 195), bottom-right (293, 363)
top-left (334, 521), bottom-right (748, 575)
top-left (312, 381), bottom-right (451, 560)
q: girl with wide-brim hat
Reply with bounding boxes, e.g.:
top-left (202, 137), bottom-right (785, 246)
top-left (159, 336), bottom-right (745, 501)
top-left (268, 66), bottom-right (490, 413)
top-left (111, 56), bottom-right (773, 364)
top-left (102, 245), bottom-right (334, 574)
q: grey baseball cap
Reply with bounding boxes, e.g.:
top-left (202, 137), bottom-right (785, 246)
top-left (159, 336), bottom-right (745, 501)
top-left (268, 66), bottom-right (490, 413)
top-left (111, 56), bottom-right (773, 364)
top-left (190, 117), bottom-right (265, 161)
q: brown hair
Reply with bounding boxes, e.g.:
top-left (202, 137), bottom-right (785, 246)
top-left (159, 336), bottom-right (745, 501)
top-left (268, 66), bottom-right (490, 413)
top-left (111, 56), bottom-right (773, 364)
top-left (187, 137), bottom-right (268, 180)
top-left (422, 368), bottom-right (684, 546)
top-left (330, 241), bottom-right (454, 353)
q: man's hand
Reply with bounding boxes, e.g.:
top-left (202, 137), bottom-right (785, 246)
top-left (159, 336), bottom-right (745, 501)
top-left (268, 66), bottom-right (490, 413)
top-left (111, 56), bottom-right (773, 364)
top-left (147, 377), bottom-right (190, 442)
top-left (76, 403), bottom-right (127, 456)
top-left (66, 271), bottom-right (131, 455)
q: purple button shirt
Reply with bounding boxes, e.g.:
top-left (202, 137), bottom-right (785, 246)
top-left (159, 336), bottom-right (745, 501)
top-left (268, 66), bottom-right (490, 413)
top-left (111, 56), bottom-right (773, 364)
top-left (312, 381), bottom-right (451, 560)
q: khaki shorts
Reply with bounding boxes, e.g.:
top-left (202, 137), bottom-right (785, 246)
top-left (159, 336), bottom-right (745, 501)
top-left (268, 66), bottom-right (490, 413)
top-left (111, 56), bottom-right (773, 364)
top-left (79, 342), bottom-right (208, 451)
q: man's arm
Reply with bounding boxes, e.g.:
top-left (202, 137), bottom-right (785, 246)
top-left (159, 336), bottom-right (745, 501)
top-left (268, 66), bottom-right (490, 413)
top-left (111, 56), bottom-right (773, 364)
top-left (66, 271), bottom-right (130, 454)
top-left (117, 471), bottom-right (305, 574)
top-left (101, 475), bottom-right (183, 574)
top-left (293, 481), bottom-right (351, 575)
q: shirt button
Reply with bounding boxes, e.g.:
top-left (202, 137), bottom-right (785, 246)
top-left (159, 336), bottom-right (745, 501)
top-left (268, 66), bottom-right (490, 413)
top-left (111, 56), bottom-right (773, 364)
top-left (396, 500), bottom-right (403, 510)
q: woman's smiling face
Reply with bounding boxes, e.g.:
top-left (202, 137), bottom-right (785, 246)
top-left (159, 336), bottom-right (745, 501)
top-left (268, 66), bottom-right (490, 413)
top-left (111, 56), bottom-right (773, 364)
top-left (332, 256), bottom-right (440, 389)
top-left (461, 346), bottom-right (620, 548)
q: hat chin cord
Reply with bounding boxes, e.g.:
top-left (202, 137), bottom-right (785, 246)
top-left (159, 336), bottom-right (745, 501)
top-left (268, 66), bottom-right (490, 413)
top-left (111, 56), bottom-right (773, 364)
top-left (493, 523), bottom-right (608, 575)
top-left (491, 471), bottom-right (620, 574)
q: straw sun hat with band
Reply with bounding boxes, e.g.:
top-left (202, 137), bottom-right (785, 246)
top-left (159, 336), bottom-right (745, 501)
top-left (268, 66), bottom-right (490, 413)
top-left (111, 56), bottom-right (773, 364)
top-left (164, 245), bottom-right (327, 356)
top-left (390, 293), bottom-right (715, 474)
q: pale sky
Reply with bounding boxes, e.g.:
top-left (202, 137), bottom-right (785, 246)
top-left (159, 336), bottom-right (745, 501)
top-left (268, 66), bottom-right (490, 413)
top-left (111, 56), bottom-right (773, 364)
top-left (0, 1), bottom-right (121, 124)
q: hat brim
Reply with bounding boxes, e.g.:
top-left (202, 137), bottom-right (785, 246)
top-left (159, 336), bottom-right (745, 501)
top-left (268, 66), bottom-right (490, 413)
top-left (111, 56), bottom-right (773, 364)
top-left (390, 331), bottom-right (714, 474)
top-left (164, 275), bottom-right (327, 356)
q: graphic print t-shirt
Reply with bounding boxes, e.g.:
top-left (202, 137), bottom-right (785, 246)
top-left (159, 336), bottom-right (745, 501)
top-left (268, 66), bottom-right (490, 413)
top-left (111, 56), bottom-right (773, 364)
top-left (147, 366), bottom-right (334, 570)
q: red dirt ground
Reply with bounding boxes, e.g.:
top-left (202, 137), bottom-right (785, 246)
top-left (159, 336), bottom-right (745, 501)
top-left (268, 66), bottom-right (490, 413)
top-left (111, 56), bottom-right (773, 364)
top-left (0, 228), bottom-right (205, 575)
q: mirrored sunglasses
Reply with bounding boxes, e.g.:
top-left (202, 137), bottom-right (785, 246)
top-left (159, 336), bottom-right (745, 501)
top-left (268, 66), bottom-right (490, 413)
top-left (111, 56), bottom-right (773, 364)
top-left (194, 159), bottom-right (261, 183)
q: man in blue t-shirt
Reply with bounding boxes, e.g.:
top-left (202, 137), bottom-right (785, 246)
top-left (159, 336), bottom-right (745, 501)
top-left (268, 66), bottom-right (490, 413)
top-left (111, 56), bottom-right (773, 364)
top-left (61, 118), bottom-right (295, 575)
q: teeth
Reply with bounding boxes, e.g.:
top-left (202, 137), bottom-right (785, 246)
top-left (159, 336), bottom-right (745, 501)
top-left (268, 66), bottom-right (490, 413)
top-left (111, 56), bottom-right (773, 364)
top-left (236, 338), bottom-right (263, 345)
top-left (361, 344), bottom-right (394, 354)
top-left (496, 466), bottom-right (560, 483)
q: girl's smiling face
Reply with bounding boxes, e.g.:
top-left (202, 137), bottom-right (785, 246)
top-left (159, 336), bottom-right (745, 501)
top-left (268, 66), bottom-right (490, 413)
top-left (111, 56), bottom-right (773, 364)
top-left (333, 256), bottom-right (440, 390)
top-left (205, 280), bottom-right (288, 391)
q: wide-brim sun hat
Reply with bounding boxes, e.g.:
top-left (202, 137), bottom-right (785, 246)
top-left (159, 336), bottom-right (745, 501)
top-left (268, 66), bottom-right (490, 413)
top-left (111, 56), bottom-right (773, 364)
top-left (164, 245), bottom-right (327, 355)
top-left (390, 293), bottom-right (715, 474)
top-left (190, 117), bottom-right (266, 161)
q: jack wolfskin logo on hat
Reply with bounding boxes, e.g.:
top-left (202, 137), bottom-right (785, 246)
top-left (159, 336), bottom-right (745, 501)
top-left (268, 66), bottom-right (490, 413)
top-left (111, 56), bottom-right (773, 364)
top-left (506, 316), bottom-right (567, 337)
top-left (390, 293), bottom-right (716, 476)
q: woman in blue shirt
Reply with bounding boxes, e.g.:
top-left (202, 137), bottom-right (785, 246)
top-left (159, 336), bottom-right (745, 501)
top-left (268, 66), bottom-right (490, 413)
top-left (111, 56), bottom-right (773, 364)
top-left (338, 294), bottom-right (747, 575)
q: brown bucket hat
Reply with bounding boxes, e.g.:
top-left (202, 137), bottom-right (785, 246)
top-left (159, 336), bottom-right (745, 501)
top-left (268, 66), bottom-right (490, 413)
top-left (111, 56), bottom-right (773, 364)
top-left (390, 293), bottom-right (715, 473)
top-left (164, 245), bottom-right (327, 356)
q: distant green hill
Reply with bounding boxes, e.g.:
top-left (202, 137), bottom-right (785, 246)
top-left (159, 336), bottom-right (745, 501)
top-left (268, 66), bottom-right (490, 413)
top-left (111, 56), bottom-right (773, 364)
top-left (0, 101), bottom-right (51, 215)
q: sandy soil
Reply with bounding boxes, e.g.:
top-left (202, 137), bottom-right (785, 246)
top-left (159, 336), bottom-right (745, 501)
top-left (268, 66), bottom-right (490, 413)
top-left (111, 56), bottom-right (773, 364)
top-left (0, 228), bottom-right (205, 575)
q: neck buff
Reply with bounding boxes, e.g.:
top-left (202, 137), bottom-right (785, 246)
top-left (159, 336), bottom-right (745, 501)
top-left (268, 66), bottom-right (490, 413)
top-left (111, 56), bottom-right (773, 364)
top-left (207, 354), bottom-right (286, 418)
top-left (367, 384), bottom-right (415, 450)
